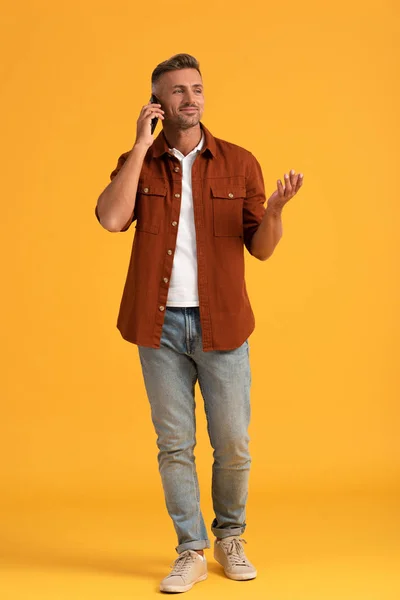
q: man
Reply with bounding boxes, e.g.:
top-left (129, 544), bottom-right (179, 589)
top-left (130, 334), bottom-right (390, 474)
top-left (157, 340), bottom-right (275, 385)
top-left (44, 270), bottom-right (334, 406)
top-left (95, 53), bottom-right (304, 593)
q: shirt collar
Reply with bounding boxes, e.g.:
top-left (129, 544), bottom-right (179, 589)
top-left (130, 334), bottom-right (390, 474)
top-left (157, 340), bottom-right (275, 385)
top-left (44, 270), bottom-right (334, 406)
top-left (150, 122), bottom-right (217, 159)
top-left (168, 129), bottom-right (204, 159)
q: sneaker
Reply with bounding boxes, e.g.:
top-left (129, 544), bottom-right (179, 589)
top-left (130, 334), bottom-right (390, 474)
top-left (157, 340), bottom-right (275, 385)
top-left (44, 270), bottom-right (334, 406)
top-left (160, 549), bottom-right (207, 593)
top-left (214, 535), bottom-right (257, 580)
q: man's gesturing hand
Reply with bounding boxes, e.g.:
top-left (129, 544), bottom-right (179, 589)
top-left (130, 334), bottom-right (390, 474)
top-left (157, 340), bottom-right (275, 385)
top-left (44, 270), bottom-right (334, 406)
top-left (266, 169), bottom-right (304, 212)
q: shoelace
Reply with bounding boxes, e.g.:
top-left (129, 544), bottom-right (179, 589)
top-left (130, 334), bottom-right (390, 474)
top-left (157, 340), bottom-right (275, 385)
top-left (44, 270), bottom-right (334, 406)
top-left (169, 550), bottom-right (199, 575)
top-left (220, 537), bottom-right (250, 567)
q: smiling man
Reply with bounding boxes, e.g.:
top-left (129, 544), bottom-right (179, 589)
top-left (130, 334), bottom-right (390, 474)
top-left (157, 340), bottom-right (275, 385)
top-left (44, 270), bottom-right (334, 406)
top-left (95, 53), bottom-right (303, 593)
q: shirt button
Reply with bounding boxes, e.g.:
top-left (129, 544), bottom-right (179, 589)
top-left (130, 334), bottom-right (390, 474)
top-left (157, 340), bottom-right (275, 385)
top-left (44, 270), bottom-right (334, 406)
top-left (143, 187), bottom-right (149, 193)
top-left (174, 167), bottom-right (180, 172)
top-left (167, 249), bottom-right (173, 255)
top-left (228, 192), bottom-right (234, 198)
top-left (172, 221), bottom-right (178, 227)
top-left (174, 193), bottom-right (180, 198)
top-left (163, 277), bottom-right (169, 283)
top-left (159, 305), bottom-right (165, 311)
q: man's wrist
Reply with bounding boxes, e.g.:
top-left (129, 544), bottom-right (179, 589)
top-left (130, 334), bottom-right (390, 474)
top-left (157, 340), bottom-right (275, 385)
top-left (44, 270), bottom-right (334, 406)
top-left (265, 202), bottom-right (284, 218)
top-left (132, 141), bottom-right (152, 155)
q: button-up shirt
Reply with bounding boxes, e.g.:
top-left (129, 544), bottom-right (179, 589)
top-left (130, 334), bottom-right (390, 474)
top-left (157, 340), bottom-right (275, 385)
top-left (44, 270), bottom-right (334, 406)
top-left (96, 122), bottom-right (267, 351)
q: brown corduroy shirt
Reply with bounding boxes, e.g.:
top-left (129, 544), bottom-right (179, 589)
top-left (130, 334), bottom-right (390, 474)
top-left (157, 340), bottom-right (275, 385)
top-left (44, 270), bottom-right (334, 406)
top-left (96, 122), bottom-right (267, 351)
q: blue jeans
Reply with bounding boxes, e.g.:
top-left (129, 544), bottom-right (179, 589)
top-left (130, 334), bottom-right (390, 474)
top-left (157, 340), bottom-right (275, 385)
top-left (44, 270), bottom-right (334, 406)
top-left (137, 307), bottom-right (252, 554)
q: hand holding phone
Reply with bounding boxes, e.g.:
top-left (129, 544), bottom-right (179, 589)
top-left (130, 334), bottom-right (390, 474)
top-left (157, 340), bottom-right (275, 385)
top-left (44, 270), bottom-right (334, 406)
top-left (134, 96), bottom-right (164, 148)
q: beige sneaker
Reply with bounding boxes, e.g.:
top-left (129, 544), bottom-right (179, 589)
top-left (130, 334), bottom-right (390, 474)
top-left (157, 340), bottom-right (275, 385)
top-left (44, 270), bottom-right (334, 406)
top-left (214, 535), bottom-right (257, 580)
top-left (160, 549), bottom-right (207, 593)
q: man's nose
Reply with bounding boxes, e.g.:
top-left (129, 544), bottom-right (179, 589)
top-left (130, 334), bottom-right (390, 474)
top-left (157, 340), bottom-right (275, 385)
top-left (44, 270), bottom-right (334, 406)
top-left (185, 90), bottom-right (197, 105)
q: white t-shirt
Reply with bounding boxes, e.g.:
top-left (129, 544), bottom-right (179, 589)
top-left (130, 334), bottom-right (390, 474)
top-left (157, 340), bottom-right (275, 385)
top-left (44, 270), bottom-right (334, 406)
top-left (166, 132), bottom-right (205, 307)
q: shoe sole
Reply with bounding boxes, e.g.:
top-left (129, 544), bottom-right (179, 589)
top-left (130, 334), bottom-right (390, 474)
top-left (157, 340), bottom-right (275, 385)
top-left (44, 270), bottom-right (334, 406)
top-left (221, 570), bottom-right (257, 580)
top-left (160, 572), bottom-right (208, 593)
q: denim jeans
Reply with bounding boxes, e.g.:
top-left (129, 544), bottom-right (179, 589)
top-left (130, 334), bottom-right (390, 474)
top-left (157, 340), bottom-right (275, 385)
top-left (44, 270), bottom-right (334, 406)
top-left (137, 306), bottom-right (252, 554)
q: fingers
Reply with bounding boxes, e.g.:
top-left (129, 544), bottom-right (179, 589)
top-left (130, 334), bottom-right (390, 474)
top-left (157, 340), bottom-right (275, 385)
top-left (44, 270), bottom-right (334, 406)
top-left (141, 102), bottom-right (162, 110)
top-left (278, 169), bottom-right (304, 196)
top-left (277, 179), bottom-right (285, 197)
top-left (149, 111), bottom-right (164, 120)
top-left (294, 171), bottom-right (304, 193)
top-left (141, 103), bottom-right (165, 120)
top-left (284, 172), bottom-right (292, 195)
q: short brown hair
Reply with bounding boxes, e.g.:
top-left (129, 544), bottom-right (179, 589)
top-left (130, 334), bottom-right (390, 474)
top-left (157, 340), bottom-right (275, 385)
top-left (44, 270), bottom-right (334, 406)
top-left (151, 53), bottom-right (201, 86)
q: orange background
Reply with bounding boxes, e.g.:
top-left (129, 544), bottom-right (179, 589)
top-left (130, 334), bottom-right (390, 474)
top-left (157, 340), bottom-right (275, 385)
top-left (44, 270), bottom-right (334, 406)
top-left (1, 1), bottom-right (399, 598)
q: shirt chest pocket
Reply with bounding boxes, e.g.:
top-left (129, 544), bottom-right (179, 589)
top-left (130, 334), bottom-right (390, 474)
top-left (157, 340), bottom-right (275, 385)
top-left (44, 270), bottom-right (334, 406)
top-left (211, 183), bottom-right (246, 237)
top-left (135, 181), bottom-right (167, 234)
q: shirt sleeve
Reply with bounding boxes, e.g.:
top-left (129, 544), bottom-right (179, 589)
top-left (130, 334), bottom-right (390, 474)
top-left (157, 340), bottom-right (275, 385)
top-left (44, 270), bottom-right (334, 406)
top-left (243, 153), bottom-right (267, 254)
top-left (95, 151), bottom-right (137, 232)
top-left (111, 151), bottom-right (137, 232)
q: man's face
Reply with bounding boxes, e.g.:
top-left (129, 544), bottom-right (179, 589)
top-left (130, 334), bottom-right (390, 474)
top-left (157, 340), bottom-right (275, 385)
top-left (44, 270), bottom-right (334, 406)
top-left (154, 68), bottom-right (205, 130)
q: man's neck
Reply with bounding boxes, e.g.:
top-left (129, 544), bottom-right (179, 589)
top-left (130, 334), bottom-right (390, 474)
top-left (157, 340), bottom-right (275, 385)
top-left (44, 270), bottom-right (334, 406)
top-left (162, 124), bottom-right (202, 157)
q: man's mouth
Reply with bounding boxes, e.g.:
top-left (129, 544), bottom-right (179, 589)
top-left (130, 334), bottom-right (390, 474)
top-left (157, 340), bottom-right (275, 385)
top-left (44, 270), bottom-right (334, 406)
top-left (180, 107), bottom-right (198, 112)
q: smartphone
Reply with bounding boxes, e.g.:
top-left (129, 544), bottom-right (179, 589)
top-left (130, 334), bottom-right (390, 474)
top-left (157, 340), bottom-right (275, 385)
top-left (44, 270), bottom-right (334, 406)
top-left (150, 94), bottom-right (160, 134)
